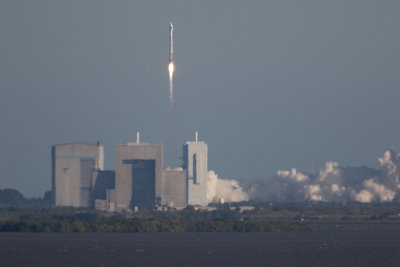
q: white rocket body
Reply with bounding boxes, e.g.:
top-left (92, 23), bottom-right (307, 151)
top-left (169, 22), bottom-right (174, 63)
top-left (168, 22), bottom-right (175, 110)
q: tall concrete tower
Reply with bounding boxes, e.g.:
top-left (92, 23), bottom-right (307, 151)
top-left (52, 142), bottom-right (104, 207)
top-left (183, 131), bottom-right (208, 206)
top-left (115, 133), bottom-right (163, 210)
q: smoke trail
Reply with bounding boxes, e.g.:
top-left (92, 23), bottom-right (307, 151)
top-left (164, 61), bottom-right (177, 167)
top-left (242, 149), bottom-right (400, 203)
top-left (169, 78), bottom-right (173, 110)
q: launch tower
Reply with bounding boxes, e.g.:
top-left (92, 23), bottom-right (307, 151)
top-left (183, 131), bottom-right (208, 206)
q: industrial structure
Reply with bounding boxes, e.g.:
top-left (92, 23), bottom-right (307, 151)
top-left (51, 142), bottom-right (105, 207)
top-left (114, 132), bottom-right (163, 210)
top-left (52, 132), bottom-right (208, 211)
top-left (183, 131), bottom-right (208, 206)
top-left (160, 168), bottom-right (187, 209)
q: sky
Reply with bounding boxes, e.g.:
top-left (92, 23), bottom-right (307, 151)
top-left (0, 0), bottom-right (399, 197)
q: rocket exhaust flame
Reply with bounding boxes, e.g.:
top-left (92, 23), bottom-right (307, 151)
top-left (168, 22), bottom-right (174, 110)
top-left (168, 62), bottom-right (174, 110)
top-left (168, 62), bottom-right (174, 80)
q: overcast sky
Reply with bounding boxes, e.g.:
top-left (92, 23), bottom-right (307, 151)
top-left (1, 0), bottom-right (399, 197)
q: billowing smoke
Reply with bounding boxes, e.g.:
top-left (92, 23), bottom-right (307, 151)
top-left (352, 179), bottom-right (395, 203)
top-left (207, 170), bottom-right (249, 203)
top-left (242, 149), bottom-right (400, 203)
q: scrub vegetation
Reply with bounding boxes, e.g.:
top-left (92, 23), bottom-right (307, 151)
top-left (1, 188), bottom-right (400, 232)
top-left (0, 218), bottom-right (311, 233)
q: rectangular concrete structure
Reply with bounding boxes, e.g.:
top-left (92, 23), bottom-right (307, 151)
top-left (115, 142), bottom-right (163, 210)
top-left (52, 142), bottom-right (104, 207)
top-left (92, 170), bottom-right (115, 201)
top-left (183, 139), bottom-right (208, 206)
top-left (95, 189), bottom-right (116, 211)
top-left (160, 170), bottom-right (187, 209)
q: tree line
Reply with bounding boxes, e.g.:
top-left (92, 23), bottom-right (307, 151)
top-left (0, 218), bottom-right (311, 233)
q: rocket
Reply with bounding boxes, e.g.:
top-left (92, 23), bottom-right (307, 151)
top-left (168, 22), bottom-right (175, 108)
top-left (169, 22), bottom-right (174, 63)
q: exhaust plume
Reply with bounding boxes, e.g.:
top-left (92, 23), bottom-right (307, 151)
top-left (207, 170), bottom-right (249, 203)
top-left (242, 149), bottom-right (400, 203)
top-left (168, 22), bottom-right (175, 110)
top-left (168, 62), bottom-right (174, 110)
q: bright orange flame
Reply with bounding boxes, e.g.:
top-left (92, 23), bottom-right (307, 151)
top-left (168, 62), bottom-right (175, 79)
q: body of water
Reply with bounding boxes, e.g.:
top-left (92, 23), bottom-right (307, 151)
top-left (1, 223), bottom-right (399, 266)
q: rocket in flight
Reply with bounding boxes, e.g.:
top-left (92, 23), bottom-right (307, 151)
top-left (169, 22), bottom-right (174, 63)
top-left (168, 22), bottom-right (175, 110)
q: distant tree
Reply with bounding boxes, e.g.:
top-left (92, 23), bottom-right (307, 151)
top-left (43, 190), bottom-right (54, 205)
top-left (0, 189), bottom-right (25, 205)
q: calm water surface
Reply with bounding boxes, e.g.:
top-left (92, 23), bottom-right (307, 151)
top-left (1, 223), bottom-right (400, 266)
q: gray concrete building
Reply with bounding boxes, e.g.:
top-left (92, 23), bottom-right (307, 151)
top-left (52, 132), bottom-right (211, 211)
top-left (115, 135), bottom-right (163, 210)
top-left (52, 142), bottom-right (104, 207)
top-left (183, 132), bottom-right (208, 206)
top-left (160, 169), bottom-right (187, 209)
top-left (95, 189), bottom-right (117, 211)
top-left (92, 170), bottom-right (115, 203)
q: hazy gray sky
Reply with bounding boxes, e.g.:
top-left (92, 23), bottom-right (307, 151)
top-left (1, 0), bottom-right (399, 197)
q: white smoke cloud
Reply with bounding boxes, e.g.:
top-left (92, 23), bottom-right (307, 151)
top-left (318, 161), bottom-right (341, 182)
top-left (304, 184), bottom-right (322, 201)
top-left (207, 170), bottom-right (249, 203)
top-left (378, 149), bottom-right (400, 189)
top-left (352, 179), bottom-right (395, 203)
top-left (352, 189), bottom-right (373, 203)
top-left (277, 168), bottom-right (308, 182)
top-left (242, 149), bottom-right (400, 203)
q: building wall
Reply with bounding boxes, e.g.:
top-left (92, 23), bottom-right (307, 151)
top-left (115, 143), bottom-right (163, 210)
top-left (160, 170), bottom-right (187, 209)
top-left (52, 142), bottom-right (104, 207)
top-left (183, 141), bottom-right (208, 206)
top-left (95, 189), bottom-right (116, 211)
top-left (92, 170), bottom-right (115, 201)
